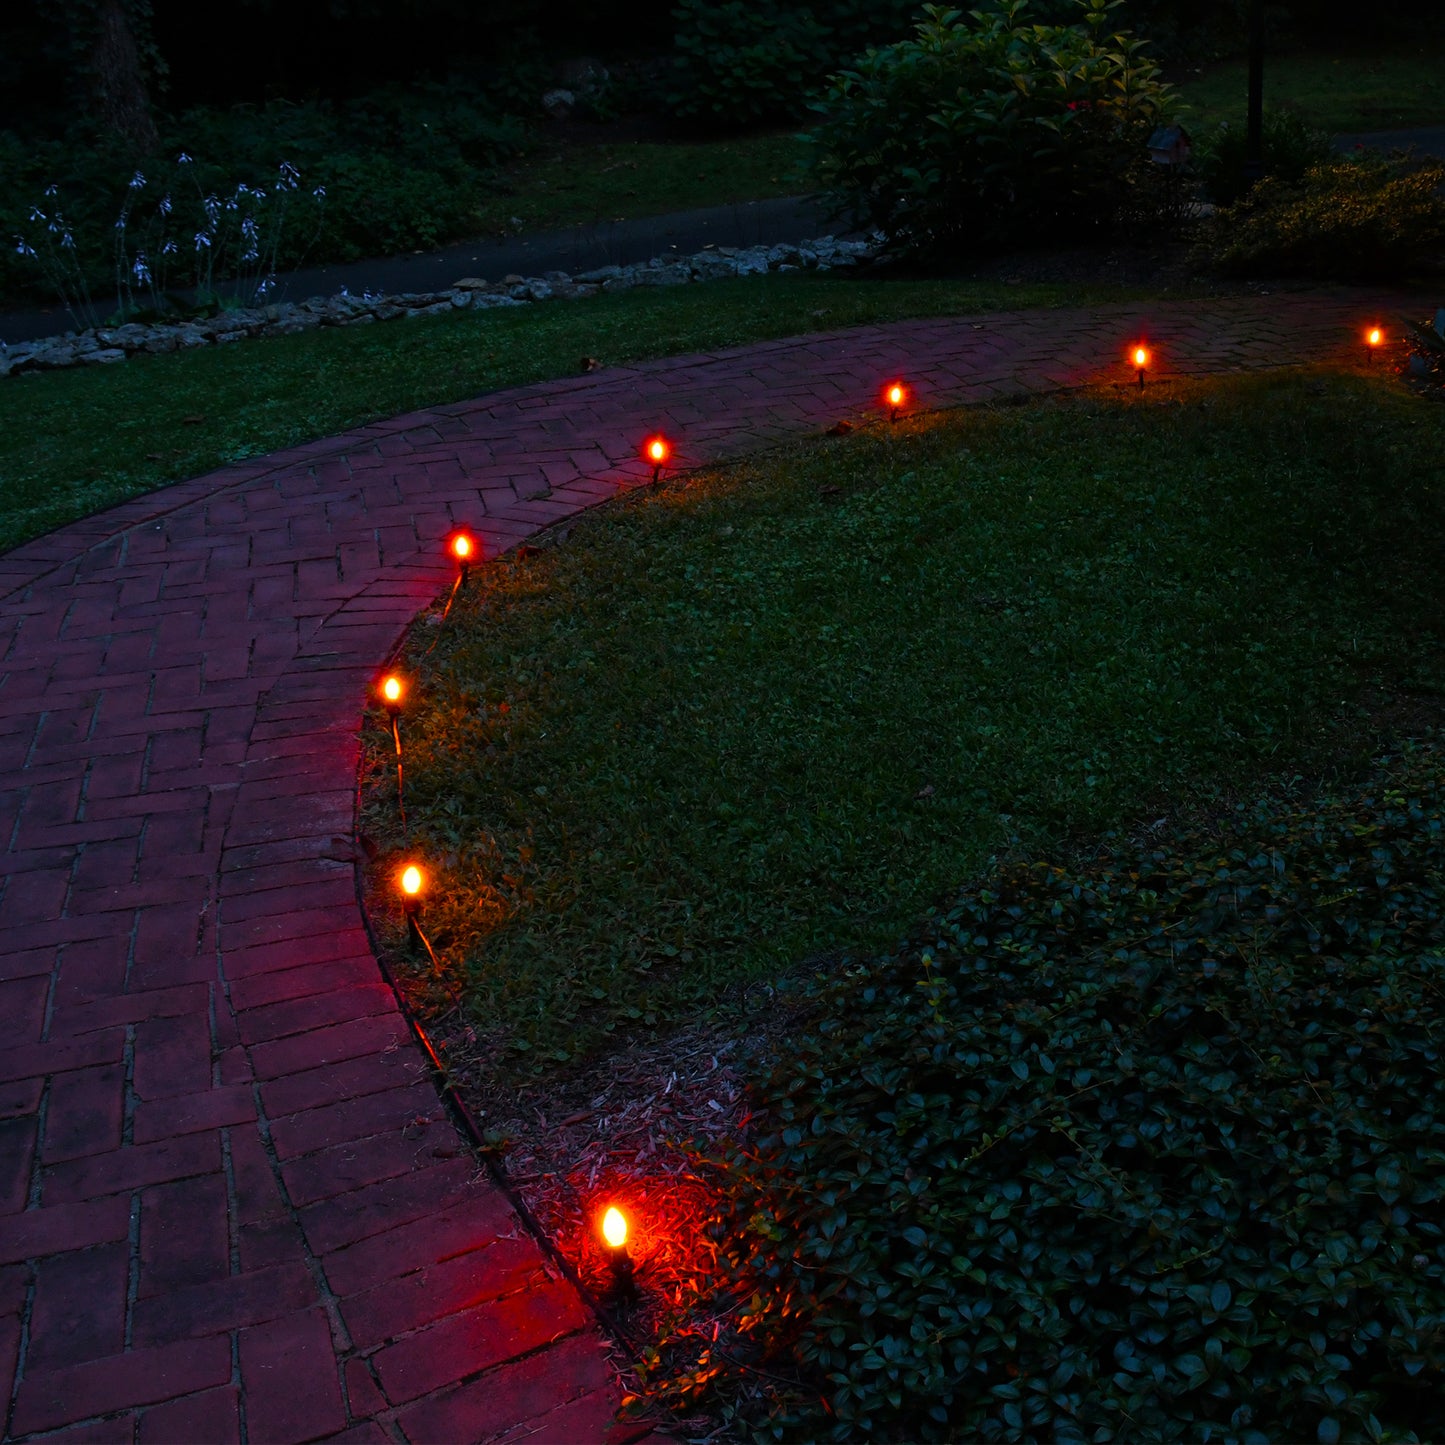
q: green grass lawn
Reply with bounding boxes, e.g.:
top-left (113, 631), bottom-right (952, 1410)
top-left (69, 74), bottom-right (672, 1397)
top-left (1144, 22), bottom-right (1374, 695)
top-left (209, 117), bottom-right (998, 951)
top-left (0, 272), bottom-right (1145, 557)
top-left (1175, 36), bottom-right (1445, 133)
top-left (475, 130), bottom-right (811, 236)
top-left (363, 369), bottom-right (1445, 1085)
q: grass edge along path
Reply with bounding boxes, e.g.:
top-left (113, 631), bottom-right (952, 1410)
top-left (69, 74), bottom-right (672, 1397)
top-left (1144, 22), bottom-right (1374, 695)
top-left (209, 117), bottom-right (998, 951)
top-left (2, 272), bottom-right (1182, 558)
top-left (360, 365), bottom-right (1445, 1088)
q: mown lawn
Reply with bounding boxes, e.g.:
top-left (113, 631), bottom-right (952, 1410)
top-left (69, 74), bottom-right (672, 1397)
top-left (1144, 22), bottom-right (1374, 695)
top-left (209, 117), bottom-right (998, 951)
top-left (0, 271), bottom-right (1143, 556)
top-left (1175, 35), bottom-right (1445, 132)
top-left (362, 369), bottom-right (1445, 1085)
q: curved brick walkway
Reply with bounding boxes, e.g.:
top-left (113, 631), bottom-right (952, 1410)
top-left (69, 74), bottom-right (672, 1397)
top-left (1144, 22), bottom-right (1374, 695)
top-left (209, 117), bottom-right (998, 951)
top-left (0, 291), bottom-right (1404, 1443)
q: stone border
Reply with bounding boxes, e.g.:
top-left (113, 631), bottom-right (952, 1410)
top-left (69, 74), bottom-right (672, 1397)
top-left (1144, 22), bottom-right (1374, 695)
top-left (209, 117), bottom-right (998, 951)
top-left (0, 233), bottom-right (882, 379)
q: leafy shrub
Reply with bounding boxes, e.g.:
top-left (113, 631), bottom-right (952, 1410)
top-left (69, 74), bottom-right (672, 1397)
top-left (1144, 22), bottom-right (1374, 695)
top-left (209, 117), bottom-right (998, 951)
top-left (1, 80), bottom-right (529, 310)
top-left (1194, 108), bottom-right (1333, 207)
top-left (1202, 154), bottom-right (1445, 282)
top-left (646, 739), bottom-right (1445, 1441)
top-left (666, 0), bottom-right (922, 130)
top-left (807, 0), bottom-right (1180, 257)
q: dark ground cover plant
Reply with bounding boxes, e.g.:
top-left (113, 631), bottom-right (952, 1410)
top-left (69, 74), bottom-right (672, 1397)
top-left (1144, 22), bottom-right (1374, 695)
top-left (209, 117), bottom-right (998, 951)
top-left (1202, 153), bottom-right (1445, 282)
top-left (808, 0), bottom-right (1180, 259)
top-left (640, 737), bottom-right (1445, 1441)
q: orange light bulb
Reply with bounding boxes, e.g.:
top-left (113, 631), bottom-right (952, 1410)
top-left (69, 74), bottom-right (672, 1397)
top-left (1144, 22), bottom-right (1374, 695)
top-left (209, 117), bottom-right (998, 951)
top-left (1133, 346), bottom-right (1149, 369)
top-left (382, 676), bottom-right (402, 705)
top-left (887, 383), bottom-right (905, 407)
top-left (451, 534), bottom-right (473, 562)
top-left (646, 438), bottom-right (668, 465)
top-left (601, 1206), bottom-right (628, 1249)
top-left (1367, 327), bottom-right (1383, 347)
top-left (400, 865), bottom-right (423, 897)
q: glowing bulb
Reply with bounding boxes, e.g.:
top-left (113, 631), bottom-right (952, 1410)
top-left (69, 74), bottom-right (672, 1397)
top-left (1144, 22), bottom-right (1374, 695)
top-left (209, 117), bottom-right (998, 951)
top-left (887, 383), bottom-right (905, 408)
top-left (602, 1206), bottom-right (628, 1249)
top-left (646, 438), bottom-right (668, 465)
top-left (382, 676), bottom-right (402, 704)
top-left (401, 865), bottom-right (422, 897)
top-left (451, 534), bottom-right (473, 562)
top-left (1367, 327), bottom-right (1383, 347)
top-left (1133, 346), bottom-right (1149, 369)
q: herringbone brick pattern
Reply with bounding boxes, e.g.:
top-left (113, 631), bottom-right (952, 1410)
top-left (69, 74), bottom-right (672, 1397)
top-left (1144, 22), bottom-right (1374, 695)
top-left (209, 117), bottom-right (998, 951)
top-left (0, 294), bottom-right (1402, 1442)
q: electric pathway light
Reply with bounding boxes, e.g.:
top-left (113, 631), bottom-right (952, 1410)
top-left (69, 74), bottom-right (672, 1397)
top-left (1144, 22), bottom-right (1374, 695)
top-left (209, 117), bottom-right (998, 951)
top-left (1132, 345), bottom-right (1150, 390)
top-left (885, 381), bottom-right (907, 422)
top-left (600, 1205), bottom-right (636, 1294)
top-left (381, 674), bottom-right (403, 713)
top-left (397, 863), bottom-right (441, 967)
top-left (644, 435), bottom-right (670, 484)
top-left (450, 531), bottom-right (475, 582)
top-left (1366, 326), bottom-right (1384, 363)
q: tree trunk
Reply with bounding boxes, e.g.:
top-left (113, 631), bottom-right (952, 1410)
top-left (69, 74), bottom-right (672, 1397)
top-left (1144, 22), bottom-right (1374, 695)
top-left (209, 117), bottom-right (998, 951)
top-left (88, 0), bottom-right (159, 155)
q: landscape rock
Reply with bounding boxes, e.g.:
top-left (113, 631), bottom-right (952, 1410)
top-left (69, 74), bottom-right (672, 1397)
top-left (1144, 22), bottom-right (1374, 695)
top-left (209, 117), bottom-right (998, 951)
top-left (2, 228), bottom-right (884, 379)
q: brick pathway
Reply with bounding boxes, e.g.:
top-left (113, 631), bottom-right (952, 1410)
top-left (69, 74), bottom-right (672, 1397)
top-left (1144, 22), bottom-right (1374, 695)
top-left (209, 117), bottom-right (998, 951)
top-left (0, 291), bottom-right (1405, 1443)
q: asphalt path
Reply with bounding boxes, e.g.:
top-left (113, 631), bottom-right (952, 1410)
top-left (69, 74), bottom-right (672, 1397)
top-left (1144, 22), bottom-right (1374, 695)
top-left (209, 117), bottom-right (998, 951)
top-left (0, 194), bottom-right (840, 346)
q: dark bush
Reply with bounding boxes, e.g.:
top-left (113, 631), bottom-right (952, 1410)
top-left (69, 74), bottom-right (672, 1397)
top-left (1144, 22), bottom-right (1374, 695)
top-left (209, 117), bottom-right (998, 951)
top-left (665, 0), bottom-right (922, 130)
top-left (1202, 154), bottom-right (1445, 281)
top-left (646, 739), bottom-right (1445, 1441)
top-left (807, 0), bottom-right (1180, 257)
top-left (1194, 108), bottom-right (1333, 207)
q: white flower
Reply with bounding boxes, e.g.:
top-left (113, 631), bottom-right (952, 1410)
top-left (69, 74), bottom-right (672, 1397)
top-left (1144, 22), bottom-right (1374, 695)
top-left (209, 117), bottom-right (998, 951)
top-left (43, 184), bottom-right (58, 198)
top-left (28, 207), bottom-right (46, 222)
top-left (313, 186), bottom-right (326, 199)
top-left (129, 170), bottom-right (146, 189)
top-left (162, 239), bottom-right (177, 255)
top-left (194, 231), bottom-right (211, 250)
top-left (177, 152), bottom-right (192, 164)
top-left (61, 232), bottom-right (74, 249)
top-left (133, 255), bottom-right (151, 283)
top-left (159, 194), bottom-right (172, 216)
top-left (14, 239), bottom-right (36, 257)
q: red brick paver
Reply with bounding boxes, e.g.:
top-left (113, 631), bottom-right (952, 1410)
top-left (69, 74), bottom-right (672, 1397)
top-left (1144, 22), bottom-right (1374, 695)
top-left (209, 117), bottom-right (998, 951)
top-left (0, 293), bottom-right (1404, 1442)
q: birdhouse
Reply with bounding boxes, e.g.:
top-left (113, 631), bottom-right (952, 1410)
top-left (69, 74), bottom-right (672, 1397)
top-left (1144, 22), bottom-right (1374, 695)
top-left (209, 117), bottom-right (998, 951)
top-left (1147, 124), bottom-right (1192, 167)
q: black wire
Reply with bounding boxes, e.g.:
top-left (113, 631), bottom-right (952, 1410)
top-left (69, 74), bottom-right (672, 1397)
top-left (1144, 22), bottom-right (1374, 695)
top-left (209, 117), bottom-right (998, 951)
top-left (391, 713), bottom-right (407, 838)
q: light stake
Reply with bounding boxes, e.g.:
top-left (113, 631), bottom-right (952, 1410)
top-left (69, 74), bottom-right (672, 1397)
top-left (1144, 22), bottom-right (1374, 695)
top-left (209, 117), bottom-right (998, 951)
top-left (380, 675), bottom-right (407, 833)
top-left (1366, 326), bottom-right (1384, 364)
top-left (450, 532), bottom-right (476, 585)
top-left (600, 1205), bottom-right (636, 1296)
top-left (644, 435), bottom-right (670, 484)
top-left (1132, 345), bottom-right (1150, 391)
top-left (885, 381), bottom-right (907, 423)
top-left (397, 863), bottom-right (444, 968)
